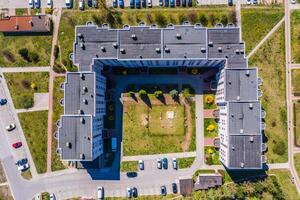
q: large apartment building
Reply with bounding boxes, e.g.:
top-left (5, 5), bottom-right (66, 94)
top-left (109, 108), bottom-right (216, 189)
top-left (58, 22), bottom-right (265, 169)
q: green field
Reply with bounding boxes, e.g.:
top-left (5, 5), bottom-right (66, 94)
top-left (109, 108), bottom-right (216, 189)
top-left (4, 72), bottom-right (49, 109)
top-left (294, 102), bottom-right (300, 146)
top-left (291, 10), bottom-right (300, 63)
top-left (177, 157), bottom-right (195, 169)
top-left (0, 33), bottom-right (52, 67)
top-left (241, 7), bottom-right (284, 54)
top-left (59, 7), bottom-right (235, 71)
top-left (51, 77), bottom-right (66, 171)
top-left (18, 111), bottom-right (48, 173)
top-left (249, 25), bottom-right (287, 163)
top-left (295, 153), bottom-right (300, 180)
top-left (204, 118), bottom-right (218, 138)
top-left (292, 69), bottom-right (300, 96)
top-left (120, 161), bottom-right (138, 172)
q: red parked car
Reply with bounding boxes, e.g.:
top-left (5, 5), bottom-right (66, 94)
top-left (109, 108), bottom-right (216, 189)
top-left (12, 142), bottom-right (22, 149)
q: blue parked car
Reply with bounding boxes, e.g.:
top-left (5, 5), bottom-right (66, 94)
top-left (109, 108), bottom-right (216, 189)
top-left (34, 0), bottom-right (41, 8)
top-left (113, 0), bottom-right (118, 7)
top-left (130, 0), bottom-right (135, 8)
top-left (119, 0), bottom-right (124, 8)
top-left (142, 0), bottom-right (146, 7)
top-left (136, 0), bottom-right (141, 8)
top-left (187, 0), bottom-right (192, 6)
top-left (182, 0), bottom-right (186, 6)
top-left (165, 0), bottom-right (169, 7)
top-left (159, 0), bottom-right (163, 6)
top-left (0, 99), bottom-right (7, 106)
top-left (88, 0), bottom-right (93, 7)
top-left (170, 0), bottom-right (175, 7)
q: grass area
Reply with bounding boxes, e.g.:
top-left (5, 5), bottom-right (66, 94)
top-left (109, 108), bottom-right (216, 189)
top-left (204, 147), bottom-right (220, 165)
top-left (0, 186), bottom-right (13, 200)
top-left (15, 8), bottom-right (27, 16)
top-left (18, 111), bottom-right (48, 174)
top-left (41, 192), bottom-right (50, 200)
top-left (294, 101), bottom-right (300, 146)
top-left (295, 153), bottom-right (300, 180)
top-left (59, 7), bottom-right (235, 71)
top-left (291, 10), bottom-right (300, 63)
top-left (269, 169), bottom-right (300, 200)
top-left (203, 94), bottom-right (217, 110)
top-left (177, 157), bottom-right (195, 169)
top-left (193, 169), bottom-right (216, 180)
top-left (0, 33), bottom-right (52, 67)
top-left (4, 72), bottom-right (49, 109)
top-left (241, 7), bottom-right (284, 54)
top-left (120, 161), bottom-right (138, 172)
top-left (217, 170), bottom-right (232, 183)
top-left (292, 69), bottom-right (300, 95)
top-left (123, 97), bottom-right (195, 156)
top-left (249, 25), bottom-right (287, 163)
top-left (51, 77), bottom-right (66, 171)
top-left (204, 118), bottom-right (218, 138)
top-left (21, 169), bottom-right (32, 180)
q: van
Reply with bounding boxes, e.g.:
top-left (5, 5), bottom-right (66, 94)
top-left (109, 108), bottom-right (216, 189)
top-left (97, 187), bottom-right (104, 200)
top-left (65, 0), bottom-right (73, 8)
top-left (147, 0), bottom-right (152, 7)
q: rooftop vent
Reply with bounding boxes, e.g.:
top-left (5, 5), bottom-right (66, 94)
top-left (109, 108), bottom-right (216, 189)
top-left (262, 143), bottom-right (267, 152)
top-left (250, 136), bottom-right (254, 142)
top-left (182, 21), bottom-right (190, 25)
top-left (66, 142), bottom-right (72, 148)
top-left (218, 47), bottom-right (222, 52)
top-left (139, 21), bottom-right (146, 26)
top-left (258, 77), bottom-right (263, 86)
top-left (240, 129), bottom-right (244, 134)
top-left (123, 24), bottom-right (130, 29)
top-left (261, 122), bottom-right (266, 130)
top-left (208, 41), bottom-right (213, 47)
top-left (155, 48), bottom-right (161, 53)
top-left (86, 21), bottom-right (94, 26)
top-left (131, 34), bottom-right (137, 40)
top-left (237, 96), bottom-right (240, 101)
top-left (261, 110), bottom-right (266, 118)
top-left (194, 23), bottom-right (202, 28)
top-left (78, 109), bottom-right (83, 114)
top-left (227, 23), bottom-right (235, 27)
top-left (165, 48), bottom-right (170, 53)
top-left (120, 48), bottom-right (126, 54)
top-left (201, 47), bottom-right (206, 53)
top-left (80, 153), bottom-right (85, 160)
top-left (112, 43), bottom-right (118, 49)
top-left (262, 155), bottom-right (267, 163)
top-left (228, 81), bottom-right (232, 85)
top-left (83, 99), bottom-right (88, 104)
top-left (240, 49), bottom-right (244, 54)
top-left (80, 73), bottom-right (85, 80)
top-left (102, 23), bottom-right (109, 29)
top-left (82, 86), bottom-right (88, 92)
top-left (150, 24), bottom-right (157, 28)
top-left (240, 162), bottom-right (244, 168)
top-left (215, 23), bottom-right (223, 28)
top-left (246, 70), bottom-right (250, 76)
top-left (80, 117), bottom-right (85, 124)
top-left (176, 33), bottom-right (182, 39)
top-left (167, 23), bottom-right (174, 28)
top-left (249, 103), bottom-right (253, 109)
top-left (231, 146), bottom-right (235, 151)
top-left (100, 46), bottom-right (106, 52)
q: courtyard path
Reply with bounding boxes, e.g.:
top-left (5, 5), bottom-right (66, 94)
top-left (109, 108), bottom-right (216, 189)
top-left (122, 151), bottom-right (197, 162)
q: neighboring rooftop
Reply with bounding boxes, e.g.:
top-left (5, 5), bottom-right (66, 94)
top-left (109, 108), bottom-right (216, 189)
top-left (194, 174), bottom-right (223, 190)
top-left (0, 15), bottom-right (51, 33)
top-left (179, 177), bottom-right (194, 196)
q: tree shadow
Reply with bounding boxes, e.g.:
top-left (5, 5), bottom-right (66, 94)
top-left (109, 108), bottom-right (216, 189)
top-left (141, 95), bottom-right (152, 108)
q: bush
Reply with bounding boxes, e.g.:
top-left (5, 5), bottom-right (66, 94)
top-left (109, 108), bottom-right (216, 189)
top-left (228, 10), bottom-right (237, 24)
top-left (170, 89), bottom-right (179, 99)
top-left (18, 48), bottom-right (29, 60)
top-left (54, 45), bottom-right (59, 60)
top-left (22, 80), bottom-right (31, 89)
top-left (178, 13), bottom-right (188, 24)
top-left (182, 88), bottom-right (191, 98)
top-left (272, 141), bottom-right (286, 156)
top-left (29, 52), bottom-right (39, 63)
top-left (45, 8), bottom-right (52, 14)
top-left (199, 14), bottom-right (208, 27)
top-left (155, 13), bottom-right (167, 27)
top-left (146, 13), bottom-right (154, 24)
top-left (138, 89), bottom-right (147, 98)
top-left (205, 95), bottom-right (214, 105)
top-left (30, 82), bottom-right (37, 90)
top-left (2, 50), bottom-right (15, 63)
top-left (187, 11), bottom-right (198, 24)
top-left (128, 91), bottom-right (135, 97)
top-left (208, 14), bottom-right (216, 26)
top-left (220, 15), bottom-right (228, 26)
top-left (206, 124), bottom-right (216, 132)
top-left (154, 90), bottom-right (163, 98)
top-left (18, 94), bottom-right (34, 109)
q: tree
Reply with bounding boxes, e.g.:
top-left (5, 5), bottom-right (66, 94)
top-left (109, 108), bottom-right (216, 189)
top-left (128, 91), bottom-right (135, 97)
top-left (154, 90), bottom-right (163, 98)
top-left (146, 13), bottom-right (153, 24)
top-left (29, 52), bottom-right (39, 63)
top-left (220, 14), bottom-right (228, 26)
top-left (272, 141), bottom-right (286, 155)
top-left (228, 10), bottom-right (237, 25)
top-left (155, 13), bottom-right (167, 27)
top-left (208, 14), bottom-right (216, 26)
top-left (199, 14), bottom-right (208, 27)
top-left (170, 89), bottom-right (179, 100)
top-left (205, 95), bottom-right (214, 105)
top-left (178, 13), bottom-right (188, 24)
top-left (18, 48), bottom-right (29, 61)
top-left (182, 88), bottom-right (191, 98)
top-left (138, 89), bottom-right (147, 98)
top-left (30, 82), bottom-right (37, 90)
top-left (187, 11), bottom-right (198, 24)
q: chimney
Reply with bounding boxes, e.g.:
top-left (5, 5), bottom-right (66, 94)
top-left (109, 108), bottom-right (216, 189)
top-left (249, 103), bottom-right (253, 109)
top-left (176, 33), bottom-right (181, 39)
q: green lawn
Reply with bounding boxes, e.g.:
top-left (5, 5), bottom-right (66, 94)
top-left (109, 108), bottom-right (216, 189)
top-left (204, 147), bottom-right (221, 165)
top-left (291, 10), bottom-right (300, 63)
top-left (120, 161), bottom-right (138, 172)
top-left (249, 25), bottom-right (288, 163)
top-left (292, 69), bottom-right (300, 96)
top-left (203, 94), bottom-right (217, 110)
top-left (4, 72), bottom-right (49, 109)
top-left (18, 111), bottom-right (48, 174)
top-left (59, 7), bottom-right (235, 71)
top-left (204, 118), bottom-right (218, 138)
top-left (295, 153), bottom-right (300, 180)
top-left (41, 192), bottom-right (50, 200)
top-left (0, 33), bottom-right (52, 67)
top-left (269, 169), bottom-right (300, 200)
top-left (123, 97), bottom-right (195, 156)
top-left (51, 77), bottom-right (66, 171)
top-left (241, 7), bottom-right (284, 54)
top-left (177, 157), bottom-right (195, 169)
top-left (294, 102), bottom-right (300, 147)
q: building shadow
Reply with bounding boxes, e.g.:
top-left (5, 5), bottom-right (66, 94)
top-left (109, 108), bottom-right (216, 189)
top-left (222, 166), bottom-right (268, 183)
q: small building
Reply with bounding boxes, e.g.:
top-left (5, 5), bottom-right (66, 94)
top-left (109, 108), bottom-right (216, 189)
top-left (179, 177), bottom-right (194, 196)
top-left (194, 174), bottom-right (223, 190)
top-left (0, 15), bottom-right (51, 33)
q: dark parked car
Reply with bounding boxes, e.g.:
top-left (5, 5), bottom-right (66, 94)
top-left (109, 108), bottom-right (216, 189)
top-left (170, 0), bottom-right (175, 7)
top-left (165, 0), bottom-right (169, 7)
top-left (161, 186), bottom-right (166, 196)
top-left (113, 0), bottom-right (118, 7)
top-left (0, 99), bottom-right (7, 105)
top-left (162, 158), bottom-right (168, 169)
top-left (126, 172), bottom-right (138, 178)
top-left (136, 0), bottom-right (141, 8)
top-left (182, 0), bottom-right (186, 6)
top-left (142, 0), bottom-right (146, 7)
top-left (159, 0), bottom-right (163, 6)
top-left (228, 0), bottom-right (233, 6)
top-left (132, 187), bottom-right (138, 198)
top-left (130, 0), bottom-right (135, 8)
top-left (88, 0), bottom-right (93, 7)
top-left (119, 0), bottom-right (124, 8)
top-left (172, 183), bottom-right (177, 193)
top-left (15, 158), bottom-right (28, 166)
top-left (176, 0), bottom-right (180, 6)
top-left (187, 0), bottom-right (192, 6)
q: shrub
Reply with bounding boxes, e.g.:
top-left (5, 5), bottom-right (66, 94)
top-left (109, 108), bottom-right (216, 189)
top-left (272, 141), bottom-right (286, 156)
top-left (154, 90), bottom-right (163, 98)
top-left (206, 124), bottom-right (216, 132)
top-left (228, 10), bottom-right (237, 24)
top-left (155, 13), bottom-right (167, 27)
top-left (29, 52), bottom-right (39, 63)
top-left (199, 14), bottom-right (208, 27)
top-left (18, 94), bottom-right (34, 109)
top-left (53, 63), bottom-right (66, 73)
top-left (18, 48), bottom-right (29, 60)
top-left (178, 13), bottom-right (188, 24)
top-left (22, 80), bottom-right (31, 89)
top-left (187, 11), bottom-right (198, 24)
top-left (182, 88), bottom-right (191, 98)
top-left (138, 89), bottom-right (147, 98)
top-left (205, 95), bottom-right (214, 105)
top-left (45, 8), bottom-right (52, 14)
top-left (30, 82), bottom-right (37, 90)
top-left (2, 50), bottom-right (15, 63)
top-left (146, 13), bottom-right (153, 24)
top-left (220, 15), bottom-right (228, 26)
top-left (170, 89), bottom-right (179, 99)
top-left (128, 91), bottom-right (135, 97)
top-left (54, 45), bottom-right (59, 59)
top-left (208, 14), bottom-right (216, 26)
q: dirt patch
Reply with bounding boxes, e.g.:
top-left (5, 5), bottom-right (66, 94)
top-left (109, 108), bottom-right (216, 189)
top-left (0, 162), bottom-right (7, 183)
top-left (181, 98), bottom-right (194, 151)
top-left (0, 186), bottom-right (13, 200)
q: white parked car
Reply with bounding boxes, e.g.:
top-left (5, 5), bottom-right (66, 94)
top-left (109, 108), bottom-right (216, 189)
top-left (97, 186), bottom-right (104, 199)
top-left (126, 187), bottom-right (132, 198)
top-left (29, 0), bottom-right (34, 8)
top-left (138, 160), bottom-right (144, 170)
top-left (147, 0), bottom-right (152, 7)
top-left (6, 124), bottom-right (16, 132)
top-left (47, 0), bottom-right (53, 8)
top-left (291, 0), bottom-right (296, 4)
top-left (49, 193), bottom-right (56, 200)
top-left (157, 158), bottom-right (162, 169)
top-left (172, 158), bottom-right (177, 170)
top-left (246, 0), bottom-right (251, 4)
top-left (65, 0), bottom-right (73, 8)
top-left (17, 163), bottom-right (29, 171)
top-left (79, 0), bottom-right (84, 10)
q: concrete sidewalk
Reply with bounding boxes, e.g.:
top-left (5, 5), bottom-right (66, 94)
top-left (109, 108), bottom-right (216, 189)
top-left (1, 66), bottom-right (50, 73)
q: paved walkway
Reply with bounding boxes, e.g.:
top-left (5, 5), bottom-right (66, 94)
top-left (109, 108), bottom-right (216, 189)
top-left (16, 107), bottom-right (49, 113)
top-left (1, 66), bottom-right (50, 73)
top-left (291, 64), bottom-right (300, 69)
top-left (122, 152), bottom-right (197, 162)
top-left (247, 17), bottom-right (285, 59)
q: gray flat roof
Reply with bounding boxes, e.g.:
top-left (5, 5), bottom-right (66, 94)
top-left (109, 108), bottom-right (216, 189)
top-left (64, 72), bottom-right (95, 115)
top-left (58, 115), bottom-right (92, 161)
top-left (228, 102), bottom-right (261, 135)
top-left (225, 68), bottom-right (258, 101)
top-left (228, 135), bottom-right (262, 169)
